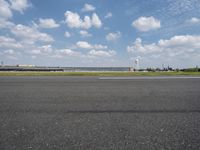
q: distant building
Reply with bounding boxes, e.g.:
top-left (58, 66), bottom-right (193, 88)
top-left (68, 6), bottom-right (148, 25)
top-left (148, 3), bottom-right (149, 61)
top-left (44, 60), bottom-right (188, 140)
top-left (17, 64), bottom-right (35, 67)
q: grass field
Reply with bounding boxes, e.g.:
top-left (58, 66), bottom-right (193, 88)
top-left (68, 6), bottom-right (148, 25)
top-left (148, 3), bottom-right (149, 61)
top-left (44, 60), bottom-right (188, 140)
top-left (0, 71), bottom-right (200, 76)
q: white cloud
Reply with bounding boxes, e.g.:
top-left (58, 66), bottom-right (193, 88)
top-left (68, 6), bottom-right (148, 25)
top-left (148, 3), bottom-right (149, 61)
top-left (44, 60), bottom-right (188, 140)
top-left (11, 24), bottom-right (54, 44)
top-left (82, 3), bottom-right (95, 12)
top-left (4, 50), bottom-right (19, 60)
top-left (30, 49), bottom-right (41, 55)
top-left (127, 35), bottom-right (200, 58)
top-left (39, 18), bottom-right (60, 28)
top-left (91, 13), bottom-right (102, 28)
top-left (132, 16), bottom-right (161, 32)
top-left (30, 45), bottom-right (52, 55)
top-left (64, 11), bottom-right (82, 28)
top-left (0, 0), bottom-right (12, 19)
top-left (40, 45), bottom-right (52, 53)
top-left (81, 16), bottom-right (92, 29)
top-left (93, 44), bottom-right (107, 49)
top-left (76, 41), bottom-right (108, 50)
top-left (188, 17), bottom-right (200, 24)
top-left (2, 49), bottom-right (20, 60)
top-left (29, 45), bottom-right (82, 58)
top-left (55, 49), bottom-right (81, 57)
top-left (106, 31), bottom-right (121, 41)
top-left (4, 49), bottom-right (14, 54)
top-left (0, 0), bottom-right (30, 22)
top-left (76, 41), bottom-right (93, 49)
top-left (0, 36), bottom-right (22, 49)
top-left (158, 35), bottom-right (200, 48)
top-left (9, 0), bottom-right (30, 14)
top-left (0, 0), bottom-right (15, 29)
top-left (0, 19), bottom-right (14, 28)
top-left (79, 30), bottom-right (92, 37)
top-left (88, 49), bottom-right (116, 57)
top-left (105, 12), bottom-right (112, 19)
top-left (64, 31), bottom-right (71, 38)
top-left (64, 11), bottom-right (102, 29)
top-left (127, 38), bottom-right (161, 54)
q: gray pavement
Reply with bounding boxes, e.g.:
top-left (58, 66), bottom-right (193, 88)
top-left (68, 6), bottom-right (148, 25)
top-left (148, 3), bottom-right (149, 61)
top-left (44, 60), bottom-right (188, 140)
top-left (0, 76), bottom-right (200, 150)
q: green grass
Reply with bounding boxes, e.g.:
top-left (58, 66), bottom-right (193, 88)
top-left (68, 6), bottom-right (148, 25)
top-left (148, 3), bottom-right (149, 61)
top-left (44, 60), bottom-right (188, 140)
top-left (0, 71), bottom-right (200, 76)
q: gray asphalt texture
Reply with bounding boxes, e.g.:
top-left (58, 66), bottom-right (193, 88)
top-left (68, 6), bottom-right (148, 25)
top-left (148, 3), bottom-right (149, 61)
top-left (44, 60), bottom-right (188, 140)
top-left (0, 76), bottom-right (200, 150)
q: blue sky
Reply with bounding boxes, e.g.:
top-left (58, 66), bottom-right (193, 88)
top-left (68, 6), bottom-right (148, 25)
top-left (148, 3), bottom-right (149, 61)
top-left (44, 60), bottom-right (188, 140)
top-left (0, 0), bottom-right (200, 68)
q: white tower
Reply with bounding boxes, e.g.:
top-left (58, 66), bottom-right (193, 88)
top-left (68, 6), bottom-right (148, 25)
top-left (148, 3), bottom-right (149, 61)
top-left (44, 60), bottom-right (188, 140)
top-left (135, 58), bottom-right (139, 71)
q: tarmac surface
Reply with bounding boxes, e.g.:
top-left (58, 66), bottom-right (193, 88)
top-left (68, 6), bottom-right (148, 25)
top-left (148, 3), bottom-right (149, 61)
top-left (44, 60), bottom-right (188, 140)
top-left (0, 76), bottom-right (200, 150)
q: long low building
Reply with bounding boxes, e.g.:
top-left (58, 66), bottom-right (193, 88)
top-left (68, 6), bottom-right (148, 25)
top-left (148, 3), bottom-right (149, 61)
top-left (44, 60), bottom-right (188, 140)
top-left (0, 66), bottom-right (64, 72)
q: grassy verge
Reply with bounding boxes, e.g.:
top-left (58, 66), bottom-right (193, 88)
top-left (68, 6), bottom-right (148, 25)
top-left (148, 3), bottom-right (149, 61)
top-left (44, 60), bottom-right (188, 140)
top-left (0, 71), bottom-right (200, 76)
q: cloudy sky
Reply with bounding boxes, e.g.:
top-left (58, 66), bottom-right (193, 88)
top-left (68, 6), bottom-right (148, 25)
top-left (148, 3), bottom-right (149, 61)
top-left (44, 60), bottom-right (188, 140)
top-left (0, 0), bottom-right (200, 68)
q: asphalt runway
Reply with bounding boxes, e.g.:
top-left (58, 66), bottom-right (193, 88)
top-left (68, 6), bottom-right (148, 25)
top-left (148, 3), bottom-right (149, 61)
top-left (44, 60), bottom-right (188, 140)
top-left (0, 76), bottom-right (200, 150)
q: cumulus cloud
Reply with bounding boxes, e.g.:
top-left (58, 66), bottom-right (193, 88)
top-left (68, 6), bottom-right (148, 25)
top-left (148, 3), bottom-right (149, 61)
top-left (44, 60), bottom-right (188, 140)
top-left (0, 19), bottom-right (14, 28)
top-left (93, 44), bottom-right (107, 49)
top-left (40, 45), bottom-right (53, 53)
top-left (29, 45), bottom-right (114, 59)
top-left (106, 31), bottom-right (121, 41)
top-left (105, 12), bottom-right (112, 19)
top-left (29, 45), bottom-right (53, 55)
top-left (64, 31), bottom-right (71, 38)
top-left (0, 0), bottom-right (30, 20)
top-left (3, 49), bottom-right (20, 59)
top-left (30, 49), bottom-right (41, 55)
top-left (64, 11), bottom-right (83, 28)
top-left (0, 0), bottom-right (12, 19)
top-left (127, 35), bottom-right (200, 58)
top-left (39, 18), bottom-right (60, 28)
top-left (158, 35), bottom-right (200, 48)
top-left (132, 16), bottom-right (161, 32)
top-left (82, 3), bottom-right (95, 12)
top-left (91, 13), bottom-right (102, 28)
top-left (54, 49), bottom-right (81, 57)
top-left (9, 0), bottom-right (31, 14)
top-left (76, 41), bottom-right (93, 49)
top-left (0, 36), bottom-right (22, 49)
top-left (0, 2), bottom-right (15, 29)
top-left (64, 11), bottom-right (102, 29)
top-left (188, 17), bottom-right (200, 24)
top-left (11, 24), bottom-right (54, 44)
top-left (76, 41), bottom-right (108, 50)
top-left (29, 45), bottom-right (81, 58)
top-left (88, 49), bottom-right (116, 57)
top-left (74, 40), bottom-right (115, 58)
top-left (4, 49), bottom-right (15, 55)
top-left (79, 30), bottom-right (92, 37)
top-left (127, 38), bottom-right (161, 54)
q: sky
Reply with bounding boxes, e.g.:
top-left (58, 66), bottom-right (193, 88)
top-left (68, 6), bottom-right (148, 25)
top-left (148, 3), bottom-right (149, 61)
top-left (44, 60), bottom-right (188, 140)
top-left (0, 0), bottom-right (200, 68)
